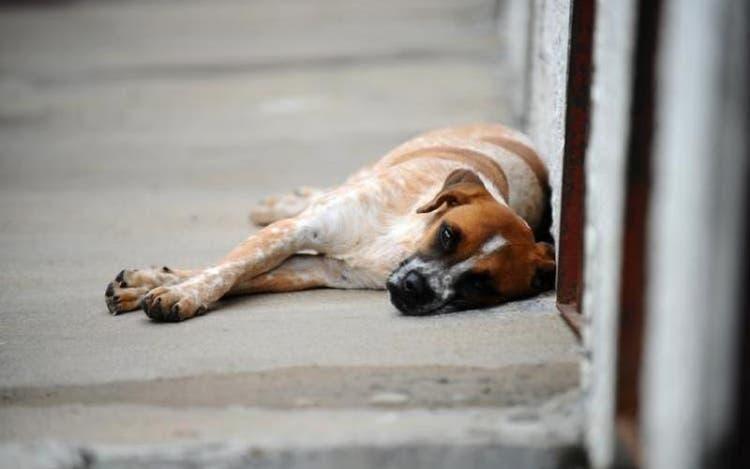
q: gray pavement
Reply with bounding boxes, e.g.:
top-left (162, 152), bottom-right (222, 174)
top-left (0, 1), bottom-right (581, 466)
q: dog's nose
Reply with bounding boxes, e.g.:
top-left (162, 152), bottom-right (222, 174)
top-left (386, 269), bottom-right (436, 315)
top-left (402, 270), bottom-right (427, 296)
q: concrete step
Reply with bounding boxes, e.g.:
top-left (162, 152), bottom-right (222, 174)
top-left (0, 391), bottom-right (584, 469)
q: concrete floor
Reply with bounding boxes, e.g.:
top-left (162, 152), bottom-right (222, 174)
top-left (0, 1), bottom-right (581, 467)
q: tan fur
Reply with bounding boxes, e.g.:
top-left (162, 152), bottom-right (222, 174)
top-left (417, 123), bottom-right (549, 188)
top-left (383, 146), bottom-right (511, 201)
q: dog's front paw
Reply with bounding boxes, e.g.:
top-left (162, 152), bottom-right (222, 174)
top-left (104, 267), bottom-right (184, 315)
top-left (140, 285), bottom-right (207, 322)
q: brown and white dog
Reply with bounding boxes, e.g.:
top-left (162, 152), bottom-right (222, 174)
top-left (105, 123), bottom-right (555, 320)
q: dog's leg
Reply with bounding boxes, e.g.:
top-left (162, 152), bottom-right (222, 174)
top-left (106, 255), bottom-right (371, 316)
top-left (229, 254), bottom-right (376, 294)
top-left (249, 186), bottom-right (324, 226)
top-left (105, 266), bottom-right (196, 315)
top-left (138, 217), bottom-right (319, 321)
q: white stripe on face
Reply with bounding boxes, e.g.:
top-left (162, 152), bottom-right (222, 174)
top-left (481, 235), bottom-right (507, 254)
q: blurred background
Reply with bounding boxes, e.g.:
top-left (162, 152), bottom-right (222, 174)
top-left (0, 0), bottom-right (516, 272)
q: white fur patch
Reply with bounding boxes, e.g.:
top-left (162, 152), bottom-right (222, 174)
top-left (481, 235), bottom-right (507, 254)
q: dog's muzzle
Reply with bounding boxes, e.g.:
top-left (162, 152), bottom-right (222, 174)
top-left (386, 269), bottom-right (438, 315)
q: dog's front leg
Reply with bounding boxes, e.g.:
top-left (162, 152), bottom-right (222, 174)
top-left (229, 254), bottom-right (381, 294)
top-left (140, 218), bottom-right (315, 321)
top-left (105, 266), bottom-right (196, 315)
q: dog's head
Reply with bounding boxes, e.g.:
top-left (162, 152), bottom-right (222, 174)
top-left (386, 169), bottom-right (555, 315)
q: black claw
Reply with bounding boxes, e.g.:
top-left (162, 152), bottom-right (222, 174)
top-left (142, 301), bottom-right (158, 320)
top-left (115, 270), bottom-right (126, 282)
top-left (143, 300), bottom-right (182, 323)
top-left (112, 295), bottom-right (119, 303)
top-left (162, 266), bottom-right (173, 273)
top-left (142, 295), bottom-right (175, 322)
top-left (167, 304), bottom-right (181, 322)
top-left (105, 282), bottom-right (115, 297)
top-left (119, 281), bottom-right (128, 288)
top-left (106, 296), bottom-right (119, 315)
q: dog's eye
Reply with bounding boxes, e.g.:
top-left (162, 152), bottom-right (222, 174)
top-left (440, 225), bottom-right (456, 251)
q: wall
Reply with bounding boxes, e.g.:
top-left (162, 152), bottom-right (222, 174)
top-left (496, 0), bottom-right (532, 127)
top-left (522, 1), bottom-right (637, 467)
top-left (523, 0), bottom-right (571, 245)
top-left (522, 0), bottom-right (749, 466)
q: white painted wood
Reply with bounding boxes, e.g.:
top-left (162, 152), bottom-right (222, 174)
top-left (581, 1), bottom-right (638, 467)
top-left (643, 0), bottom-right (748, 467)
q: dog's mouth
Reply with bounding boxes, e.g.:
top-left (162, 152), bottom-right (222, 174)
top-left (387, 293), bottom-right (436, 316)
top-left (387, 290), bottom-right (453, 316)
top-left (387, 255), bottom-right (490, 316)
top-left (386, 267), bottom-right (494, 316)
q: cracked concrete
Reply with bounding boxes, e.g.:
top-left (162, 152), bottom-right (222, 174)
top-left (0, 1), bottom-right (582, 467)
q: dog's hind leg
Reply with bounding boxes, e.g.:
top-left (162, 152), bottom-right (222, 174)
top-left (249, 186), bottom-right (325, 226)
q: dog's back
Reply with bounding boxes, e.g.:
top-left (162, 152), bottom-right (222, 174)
top-left (377, 124), bottom-right (551, 239)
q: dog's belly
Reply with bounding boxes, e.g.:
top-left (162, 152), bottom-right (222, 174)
top-left (298, 167), bottom-right (436, 288)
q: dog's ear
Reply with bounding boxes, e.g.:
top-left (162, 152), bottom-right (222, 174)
top-left (530, 242), bottom-right (556, 291)
top-left (416, 169), bottom-right (487, 213)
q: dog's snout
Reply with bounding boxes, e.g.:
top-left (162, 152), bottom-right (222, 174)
top-left (402, 271), bottom-right (426, 296)
top-left (387, 269), bottom-right (438, 315)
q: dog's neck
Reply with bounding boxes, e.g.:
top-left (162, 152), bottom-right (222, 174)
top-left (382, 146), bottom-right (510, 204)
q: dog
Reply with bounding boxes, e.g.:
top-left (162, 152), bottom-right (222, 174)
top-left (105, 123), bottom-right (555, 321)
